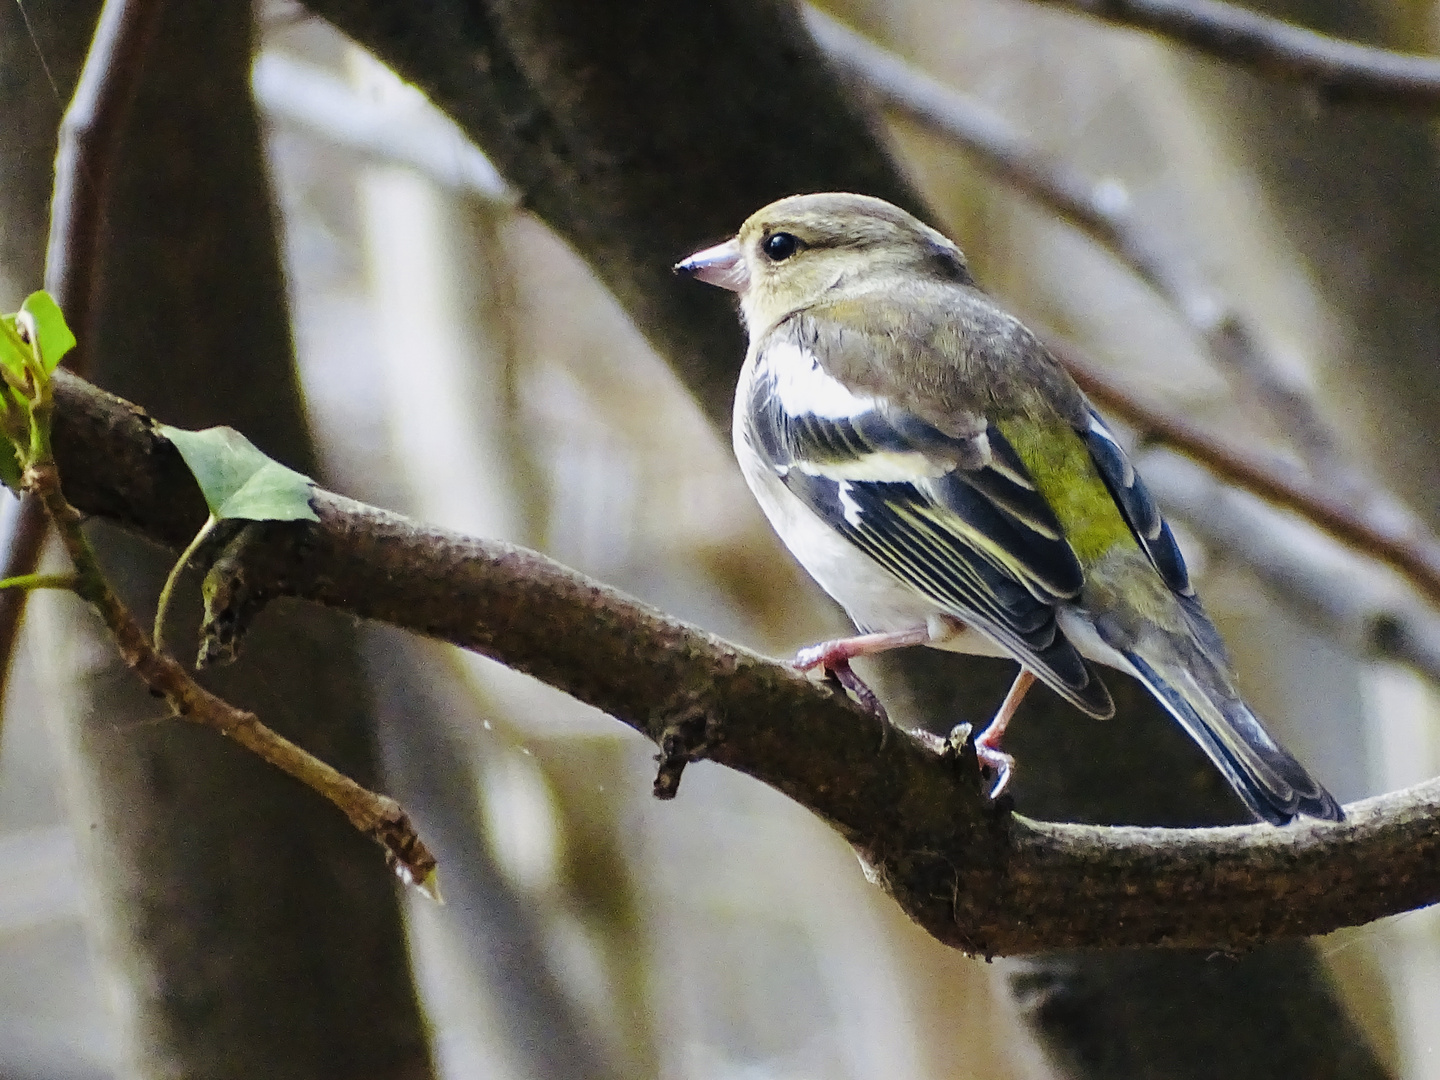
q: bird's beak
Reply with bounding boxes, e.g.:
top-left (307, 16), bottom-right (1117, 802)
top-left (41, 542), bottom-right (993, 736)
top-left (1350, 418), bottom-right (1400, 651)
top-left (674, 239), bottom-right (749, 292)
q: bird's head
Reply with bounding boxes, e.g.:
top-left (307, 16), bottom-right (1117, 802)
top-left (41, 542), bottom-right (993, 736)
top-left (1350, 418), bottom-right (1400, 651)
top-left (674, 193), bottom-right (972, 335)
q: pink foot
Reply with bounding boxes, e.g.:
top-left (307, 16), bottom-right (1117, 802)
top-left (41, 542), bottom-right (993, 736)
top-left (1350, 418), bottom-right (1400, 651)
top-left (793, 627), bottom-right (931, 722)
top-left (973, 668), bottom-right (1036, 800)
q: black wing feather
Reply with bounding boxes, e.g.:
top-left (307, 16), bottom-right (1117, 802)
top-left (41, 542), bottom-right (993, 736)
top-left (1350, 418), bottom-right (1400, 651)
top-left (926, 471), bottom-right (1081, 597)
top-left (1081, 410), bottom-right (1194, 597)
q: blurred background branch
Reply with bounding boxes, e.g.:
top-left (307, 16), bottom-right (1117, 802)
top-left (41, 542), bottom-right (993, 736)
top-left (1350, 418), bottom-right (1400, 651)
top-left (251, 52), bottom-right (513, 204)
top-left (250, 14), bottom-right (1440, 697)
top-left (809, 7), bottom-right (1352, 474)
top-left (1023, 0), bottom-right (1440, 107)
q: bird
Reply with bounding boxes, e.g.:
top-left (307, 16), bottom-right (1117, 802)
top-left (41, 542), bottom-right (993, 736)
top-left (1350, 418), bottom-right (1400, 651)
top-left (674, 192), bottom-right (1342, 825)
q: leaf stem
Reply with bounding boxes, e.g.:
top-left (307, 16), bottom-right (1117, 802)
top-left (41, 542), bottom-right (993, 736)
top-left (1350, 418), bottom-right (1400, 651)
top-left (154, 513), bottom-right (217, 657)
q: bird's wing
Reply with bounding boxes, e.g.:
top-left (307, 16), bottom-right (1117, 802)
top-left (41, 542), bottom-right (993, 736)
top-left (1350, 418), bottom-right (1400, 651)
top-left (745, 337), bottom-right (1113, 718)
top-left (1078, 408), bottom-right (1193, 597)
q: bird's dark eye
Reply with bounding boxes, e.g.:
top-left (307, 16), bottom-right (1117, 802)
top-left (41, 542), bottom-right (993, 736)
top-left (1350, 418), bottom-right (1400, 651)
top-left (763, 232), bottom-right (800, 261)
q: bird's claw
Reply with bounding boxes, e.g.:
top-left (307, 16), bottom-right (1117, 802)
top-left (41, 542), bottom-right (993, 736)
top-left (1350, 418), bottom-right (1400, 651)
top-left (828, 661), bottom-right (889, 724)
top-left (976, 745), bottom-right (1015, 800)
top-left (792, 646), bottom-right (891, 727)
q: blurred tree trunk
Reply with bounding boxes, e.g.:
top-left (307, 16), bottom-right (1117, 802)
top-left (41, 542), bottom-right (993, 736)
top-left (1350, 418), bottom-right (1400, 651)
top-left (367, 629), bottom-right (629, 1080)
top-left (299, 2), bottom-right (1391, 1079)
top-left (0, 2), bottom-right (434, 1077)
top-left (302, 0), bottom-right (921, 424)
top-left (338, 160), bottom-right (637, 1078)
top-left (0, 0), bottom-right (97, 306)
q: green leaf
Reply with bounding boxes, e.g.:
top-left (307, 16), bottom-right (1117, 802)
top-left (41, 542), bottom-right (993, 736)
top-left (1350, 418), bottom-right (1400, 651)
top-left (20, 291), bottom-right (75, 371)
top-left (159, 425), bottom-right (319, 523)
top-left (0, 316), bottom-right (27, 385)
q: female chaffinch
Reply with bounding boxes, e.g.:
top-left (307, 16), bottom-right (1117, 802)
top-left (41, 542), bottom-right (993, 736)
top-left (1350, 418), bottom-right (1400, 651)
top-left (677, 192), bottom-right (1340, 825)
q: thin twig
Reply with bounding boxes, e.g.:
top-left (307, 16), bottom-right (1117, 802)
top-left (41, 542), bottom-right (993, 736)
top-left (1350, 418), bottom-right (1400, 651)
top-left (0, 0), bottom-right (167, 702)
top-left (808, 7), bottom-right (1346, 473)
top-left (22, 453), bottom-right (437, 893)
top-left (1050, 337), bottom-right (1440, 610)
top-left (1022, 0), bottom-right (1440, 109)
top-left (153, 512), bottom-right (216, 656)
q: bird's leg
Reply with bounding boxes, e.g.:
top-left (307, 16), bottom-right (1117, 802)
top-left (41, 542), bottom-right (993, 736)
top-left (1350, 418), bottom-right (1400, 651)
top-left (793, 625), bottom-right (932, 722)
top-left (975, 667), bottom-right (1036, 798)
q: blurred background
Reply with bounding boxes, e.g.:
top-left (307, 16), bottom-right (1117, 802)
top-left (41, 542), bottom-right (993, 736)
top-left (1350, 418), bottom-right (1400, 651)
top-left (0, 0), bottom-right (1437, 1077)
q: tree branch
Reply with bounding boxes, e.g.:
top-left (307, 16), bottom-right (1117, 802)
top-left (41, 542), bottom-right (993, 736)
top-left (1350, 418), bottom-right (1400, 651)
top-left (1022, 0), bottom-right (1440, 109)
top-left (22, 457), bottom-right (437, 892)
top-left (43, 365), bottom-right (1440, 955)
top-left (269, 2), bottom-right (1391, 1068)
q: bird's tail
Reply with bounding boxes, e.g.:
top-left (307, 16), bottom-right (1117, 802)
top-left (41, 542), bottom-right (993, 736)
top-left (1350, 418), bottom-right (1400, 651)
top-left (1121, 628), bottom-right (1343, 825)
